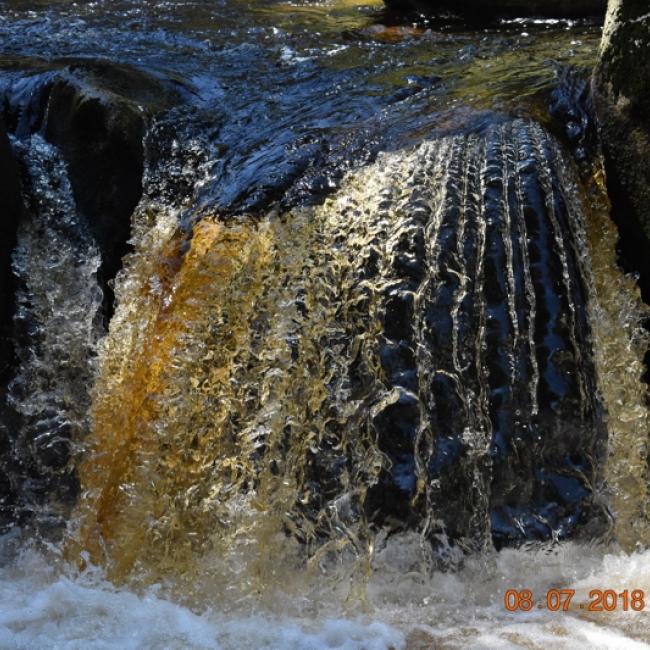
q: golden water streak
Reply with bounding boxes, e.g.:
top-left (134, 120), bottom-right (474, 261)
top-left (582, 163), bottom-right (650, 549)
top-left (74, 176), bottom-right (394, 598)
top-left (77, 219), bottom-right (276, 577)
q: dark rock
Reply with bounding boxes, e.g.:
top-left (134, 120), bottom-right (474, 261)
top-left (367, 388), bottom-right (421, 526)
top-left (364, 121), bottom-right (607, 550)
top-left (42, 78), bottom-right (145, 314)
top-left (593, 1), bottom-right (650, 309)
top-left (0, 61), bottom-right (181, 532)
top-left (548, 67), bottom-right (598, 167)
top-left (383, 285), bottom-right (416, 340)
top-left (0, 117), bottom-right (22, 530)
top-left (1, 60), bottom-right (181, 317)
top-left (383, 0), bottom-right (607, 20)
top-left (0, 116), bottom-right (22, 386)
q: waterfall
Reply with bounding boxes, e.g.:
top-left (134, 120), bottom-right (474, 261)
top-left (65, 119), bottom-right (648, 608)
top-left (2, 135), bottom-right (103, 530)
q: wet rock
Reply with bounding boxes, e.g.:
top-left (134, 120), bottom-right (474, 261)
top-left (548, 67), bottom-right (598, 167)
top-left (42, 78), bottom-right (145, 313)
top-left (1, 60), bottom-right (181, 316)
top-left (593, 1), bottom-right (650, 305)
top-left (0, 61), bottom-right (181, 531)
top-left (383, 0), bottom-right (607, 20)
top-left (363, 122), bottom-right (607, 550)
top-left (0, 117), bottom-right (22, 386)
top-left (0, 117), bottom-right (22, 530)
top-left (367, 388), bottom-right (421, 526)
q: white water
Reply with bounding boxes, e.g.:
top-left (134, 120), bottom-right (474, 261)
top-left (1, 533), bottom-right (649, 649)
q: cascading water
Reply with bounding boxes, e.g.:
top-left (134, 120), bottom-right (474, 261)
top-left (2, 135), bottom-right (103, 531)
top-left (0, 2), bottom-right (649, 648)
top-left (57, 117), bottom-right (647, 641)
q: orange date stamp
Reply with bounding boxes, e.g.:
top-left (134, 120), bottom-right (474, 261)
top-left (504, 589), bottom-right (646, 612)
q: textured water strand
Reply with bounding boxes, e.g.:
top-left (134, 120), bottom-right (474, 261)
top-left (561, 154), bottom-right (650, 550)
top-left (4, 135), bottom-right (103, 528)
top-left (72, 119), bottom-right (642, 610)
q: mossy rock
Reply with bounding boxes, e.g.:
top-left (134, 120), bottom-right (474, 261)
top-left (594, 1), bottom-right (650, 252)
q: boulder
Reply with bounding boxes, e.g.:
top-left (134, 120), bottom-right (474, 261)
top-left (41, 78), bottom-right (146, 313)
top-left (0, 62), bottom-right (181, 531)
top-left (382, 0), bottom-right (607, 20)
top-left (364, 121), bottom-right (608, 549)
top-left (593, 1), bottom-right (650, 301)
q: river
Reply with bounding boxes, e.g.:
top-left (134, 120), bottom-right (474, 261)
top-left (0, 1), bottom-right (649, 648)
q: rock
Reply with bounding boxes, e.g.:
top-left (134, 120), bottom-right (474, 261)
top-left (0, 117), bottom-right (22, 530)
top-left (0, 117), bottom-right (22, 386)
top-left (383, 0), bottom-right (607, 20)
top-left (42, 78), bottom-right (145, 314)
top-left (0, 61), bottom-right (181, 531)
top-left (593, 1), bottom-right (650, 302)
top-left (1, 60), bottom-right (181, 316)
top-left (364, 121), bottom-right (608, 549)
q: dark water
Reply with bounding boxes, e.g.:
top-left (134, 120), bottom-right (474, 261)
top-left (0, 0), bottom-right (602, 215)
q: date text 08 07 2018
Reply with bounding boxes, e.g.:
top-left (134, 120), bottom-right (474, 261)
top-left (504, 589), bottom-right (645, 612)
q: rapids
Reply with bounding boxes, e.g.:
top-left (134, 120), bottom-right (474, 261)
top-left (0, 1), bottom-right (649, 648)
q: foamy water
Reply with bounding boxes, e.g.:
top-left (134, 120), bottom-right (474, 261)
top-left (1, 533), bottom-right (649, 649)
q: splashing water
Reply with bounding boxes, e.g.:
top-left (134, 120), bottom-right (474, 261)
top-left (2, 534), bottom-right (650, 648)
top-left (3, 135), bottom-right (103, 530)
top-left (55, 119), bottom-right (649, 642)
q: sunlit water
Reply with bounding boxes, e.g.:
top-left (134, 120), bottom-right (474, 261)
top-left (2, 535), bottom-right (650, 649)
top-left (1, 1), bottom-right (649, 649)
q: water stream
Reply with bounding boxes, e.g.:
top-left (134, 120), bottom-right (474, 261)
top-left (0, 1), bottom-right (649, 648)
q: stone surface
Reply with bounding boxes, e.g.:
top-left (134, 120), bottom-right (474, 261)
top-left (0, 117), bottom-right (22, 530)
top-left (0, 61), bottom-right (181, 531)
top-left (0, 117), bottom-right (22, 386)
top-left (361, 121), bottom-right (608, 550)
top-left (42, 78), bottom-right (145, 312)
top-left (1, 60), bottom-right (181, 316)
top-left (593, 1), bottom-right (650, 302)
top-left (383, 0), bottom-right (607, 20)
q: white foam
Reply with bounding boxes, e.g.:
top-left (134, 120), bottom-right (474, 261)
top-left (367, 536), bottom-right (650, 649)
top-left (1, 537), bottom-right (649, 649)
top-left (0, 546), bottom-right (403, 650)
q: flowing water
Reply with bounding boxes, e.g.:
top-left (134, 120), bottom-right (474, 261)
top-left (0, 1), bottom-right (649, 648)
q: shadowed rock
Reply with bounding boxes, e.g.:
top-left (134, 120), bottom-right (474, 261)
top-left (0, 117), bottom-right (22, 386)
top-left (0, 61), bottom-right (180, 532)
top-left (42, 79), bottom-right (145, 314)
top-left (593, 1), bottom-right (650, 314)
top-left (0, 117), bottom-right (23, 530)
top-left (1, 60), bottom-right (181, 317)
